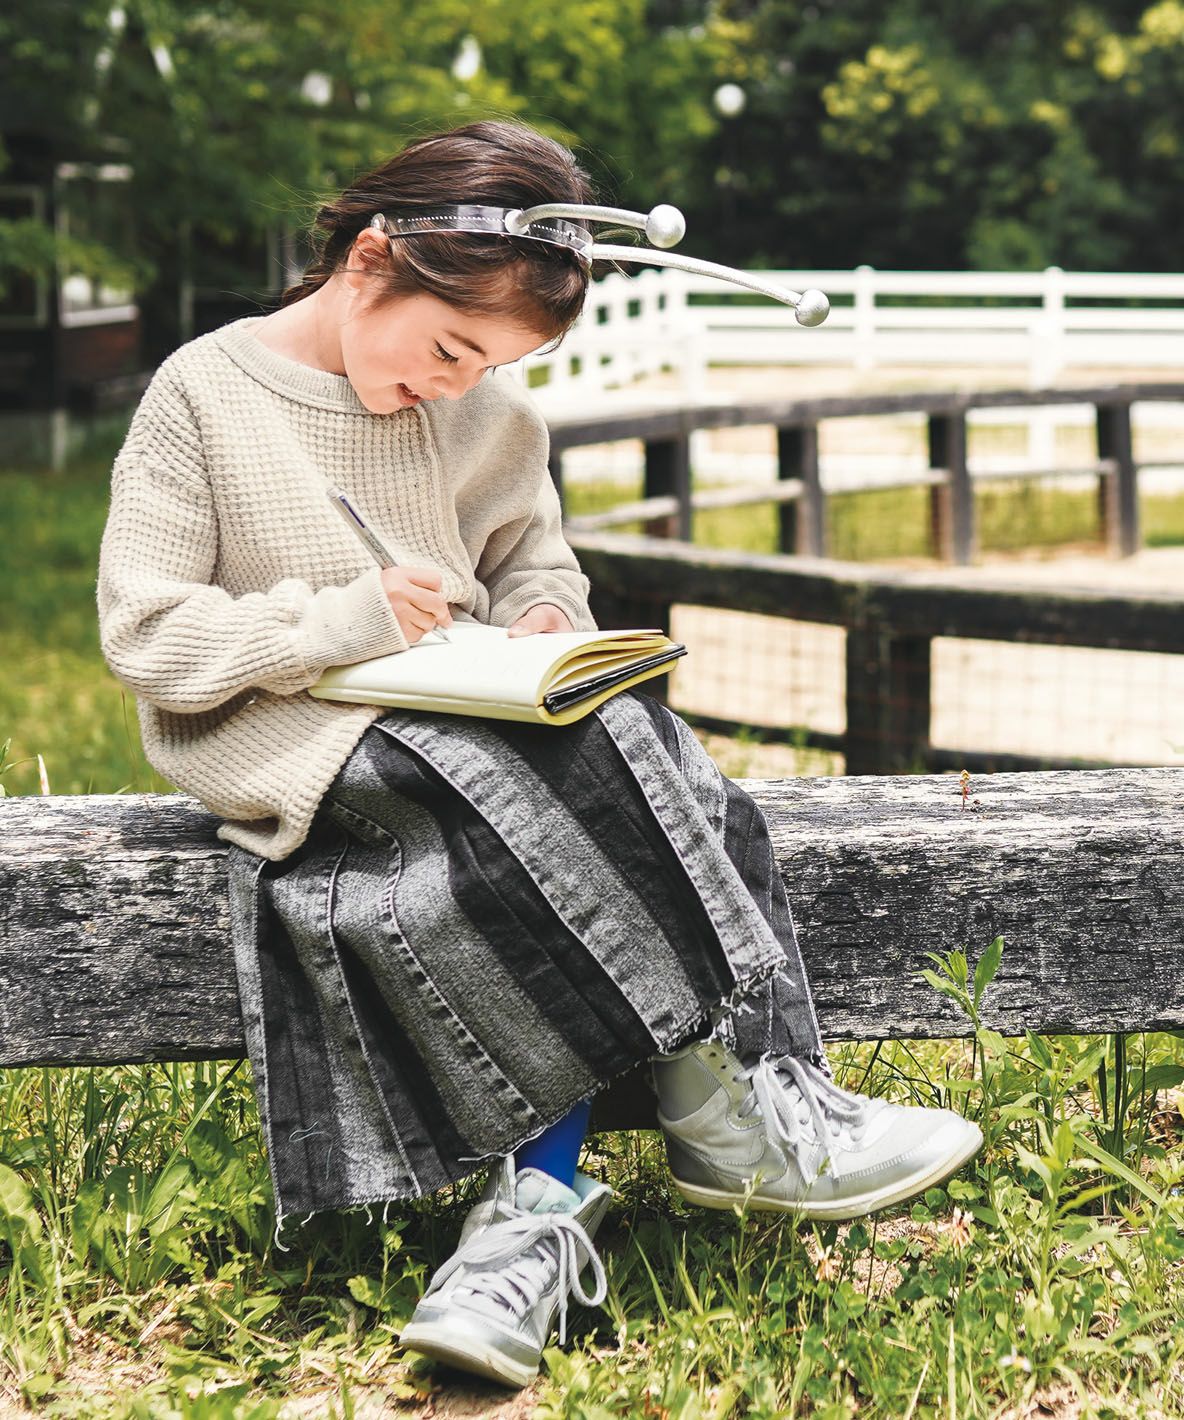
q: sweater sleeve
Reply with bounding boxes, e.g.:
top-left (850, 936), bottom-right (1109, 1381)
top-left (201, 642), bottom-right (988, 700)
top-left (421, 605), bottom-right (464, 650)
top-left (475, 399), bottom-right (598, 632)
top-left (479, 469), bottom-right (598, 632)
top-left (97, 370), bottom-right (408, 714)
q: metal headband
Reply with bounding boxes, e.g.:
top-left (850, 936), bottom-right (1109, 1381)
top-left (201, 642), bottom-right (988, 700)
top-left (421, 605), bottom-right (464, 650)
top-left (371, 205), bottom-right (593, 261)
top-left (368, 202), bottom-right (830, 326)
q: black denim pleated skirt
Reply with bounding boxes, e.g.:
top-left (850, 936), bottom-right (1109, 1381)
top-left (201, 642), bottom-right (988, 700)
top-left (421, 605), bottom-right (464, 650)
top-left (226, 691), bottom-right (824, 1246)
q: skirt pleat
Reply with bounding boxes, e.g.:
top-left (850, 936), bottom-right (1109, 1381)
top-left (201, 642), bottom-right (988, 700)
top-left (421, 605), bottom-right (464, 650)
top-left (226, 691), bottom-right (824, 1239)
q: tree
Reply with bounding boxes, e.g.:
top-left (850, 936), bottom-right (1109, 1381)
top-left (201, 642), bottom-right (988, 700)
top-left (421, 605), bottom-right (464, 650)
top-left (6, 0), bottom-right (1182, 356)
top-left (707, 0), bottom-right (1184, 271)
top-left (1, 0), bottom-right (744, 353)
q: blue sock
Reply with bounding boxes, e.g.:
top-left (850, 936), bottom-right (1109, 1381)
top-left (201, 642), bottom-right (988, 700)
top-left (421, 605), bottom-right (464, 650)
top-left (515, 1097), bottom-right (592, 1189)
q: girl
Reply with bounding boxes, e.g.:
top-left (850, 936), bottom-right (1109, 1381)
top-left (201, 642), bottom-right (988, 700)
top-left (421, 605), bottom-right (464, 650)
top-left (97, 120), bottom-right (981, 1390)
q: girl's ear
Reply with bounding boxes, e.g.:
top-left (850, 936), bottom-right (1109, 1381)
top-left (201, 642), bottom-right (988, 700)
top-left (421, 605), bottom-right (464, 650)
top-left (342, 227), bottom-right (391, 295)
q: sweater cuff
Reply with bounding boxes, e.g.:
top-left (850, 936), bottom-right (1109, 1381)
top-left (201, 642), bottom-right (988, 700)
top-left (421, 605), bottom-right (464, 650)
top-left (492, 585), bottom-right (597, 633)
top-left (296, 566), bottom-right (408, 672)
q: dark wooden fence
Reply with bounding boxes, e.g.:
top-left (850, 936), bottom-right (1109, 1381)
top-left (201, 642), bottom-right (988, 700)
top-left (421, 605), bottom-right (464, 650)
top-left (573, 532), bottom-right (1184, 775)
top-left (547, 383), bottom-right (1184, 563)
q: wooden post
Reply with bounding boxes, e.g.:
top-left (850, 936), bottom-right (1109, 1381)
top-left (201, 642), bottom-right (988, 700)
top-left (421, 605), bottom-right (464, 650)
top-left (1096, 402), bottom-right (1139, 558)
top-left (844, 621), bottom-right (932, 775)
top-left (643, 435), bottom-right (692, 540)
top-left (777, 424), bottom-right (824, 556)
top-left (927, 412), bottom-right (974, 565)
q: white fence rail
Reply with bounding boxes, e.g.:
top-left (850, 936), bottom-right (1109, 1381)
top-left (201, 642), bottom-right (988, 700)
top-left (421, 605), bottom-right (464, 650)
top-left (521, 266), bottom-right (1184, 405)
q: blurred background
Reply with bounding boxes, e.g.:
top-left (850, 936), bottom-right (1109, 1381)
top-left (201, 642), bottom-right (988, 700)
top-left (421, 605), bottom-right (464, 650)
top-left (5, 0), bottom-right (1184, 368)
top-left (2, 0), bottom-right (1183, 794)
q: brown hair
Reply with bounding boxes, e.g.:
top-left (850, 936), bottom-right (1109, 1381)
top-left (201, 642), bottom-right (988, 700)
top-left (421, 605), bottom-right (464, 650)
top-left (282, 121), bottom-right (596, 343)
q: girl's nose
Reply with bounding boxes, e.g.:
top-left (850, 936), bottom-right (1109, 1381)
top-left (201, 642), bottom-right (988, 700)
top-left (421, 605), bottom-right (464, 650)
top-left (433, 365), bottom-right (484, 401)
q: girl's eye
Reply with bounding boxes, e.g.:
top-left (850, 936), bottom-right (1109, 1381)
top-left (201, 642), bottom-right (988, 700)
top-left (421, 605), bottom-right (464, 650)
top-left (434, 343), bottom-right (459, 364)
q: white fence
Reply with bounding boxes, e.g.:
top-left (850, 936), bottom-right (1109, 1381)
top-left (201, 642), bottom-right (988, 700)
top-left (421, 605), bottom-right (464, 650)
top-left (521, 266), bottom-right (1184, 407)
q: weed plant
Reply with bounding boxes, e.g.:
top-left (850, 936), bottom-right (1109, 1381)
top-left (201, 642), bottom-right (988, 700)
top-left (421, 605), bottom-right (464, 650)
top-left (3, 448), bottom-right (1184, 1415)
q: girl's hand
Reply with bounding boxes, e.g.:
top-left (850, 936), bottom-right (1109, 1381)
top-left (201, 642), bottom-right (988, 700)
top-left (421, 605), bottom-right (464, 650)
top-left (507, 604), bottom-right (575, 637)
top-left (379, 566), bottom-right (454, 644)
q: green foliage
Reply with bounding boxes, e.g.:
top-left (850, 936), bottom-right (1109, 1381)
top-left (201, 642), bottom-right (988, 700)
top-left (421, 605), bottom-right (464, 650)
top-left (0, 0), bottom-right (738, 352)
top-left (8, 0), bottom-right (1184, 340)
top-left (689, 0), bottom-right (1184, 271)
top-left (0, 217), bottom-right (143, 302)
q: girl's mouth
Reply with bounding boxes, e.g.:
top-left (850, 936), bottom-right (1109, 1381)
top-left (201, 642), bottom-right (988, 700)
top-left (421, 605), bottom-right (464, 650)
top-left (398, 383), bottom-right (422, 405)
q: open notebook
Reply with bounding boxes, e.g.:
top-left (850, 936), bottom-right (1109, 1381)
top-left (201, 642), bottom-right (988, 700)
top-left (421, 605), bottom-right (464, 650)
top-left (309, 623), bottom-right (687, 725)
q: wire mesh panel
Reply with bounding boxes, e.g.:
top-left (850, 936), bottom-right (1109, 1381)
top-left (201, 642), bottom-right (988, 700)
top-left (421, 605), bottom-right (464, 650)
top-left (667, 606), bottom-right (845, 738)
top-left (931, 639), bottom-right (1184, 767)
top-left (576, 496), bottom-right (1184, 779)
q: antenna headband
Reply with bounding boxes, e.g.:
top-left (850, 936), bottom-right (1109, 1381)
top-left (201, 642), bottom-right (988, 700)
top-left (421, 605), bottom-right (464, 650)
top-left (367, 202), bottom-right (831, 326)
top-left (370, 206), bottom-right (592, 263)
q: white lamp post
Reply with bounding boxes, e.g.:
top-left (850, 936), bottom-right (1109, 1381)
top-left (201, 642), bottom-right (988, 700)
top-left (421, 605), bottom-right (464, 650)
top-left (712, 84), bottom-right (746, 243)
top-left (713, 82), bottom-right (746, 119)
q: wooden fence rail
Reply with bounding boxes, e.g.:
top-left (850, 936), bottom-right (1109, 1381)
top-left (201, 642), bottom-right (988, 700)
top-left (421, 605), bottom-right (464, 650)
top-left (2, 771), bottom-right (1182, 1087)
top-left (547, 382), bottom-right (1184, 564)
top-left (573, 532), bottom-right (1184, 775)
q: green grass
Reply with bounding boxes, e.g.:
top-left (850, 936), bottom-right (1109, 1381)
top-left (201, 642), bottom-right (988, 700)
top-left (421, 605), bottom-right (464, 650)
top-left (3, 445), bottom-right (1184, 1416)
top-left (0, 444), bottom-right (170, 797)
top-left (0, 976), bottom-right (1181, 1416)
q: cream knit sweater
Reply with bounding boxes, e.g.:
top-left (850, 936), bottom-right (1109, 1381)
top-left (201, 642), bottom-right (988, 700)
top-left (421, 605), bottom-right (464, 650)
top-left (97, 316), bottom-right (596, 861)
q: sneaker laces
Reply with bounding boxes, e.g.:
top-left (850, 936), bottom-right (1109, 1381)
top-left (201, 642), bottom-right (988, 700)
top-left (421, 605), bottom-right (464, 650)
top-left (424, 1205), bottom-right (607, 1345)
top-left (738, 1054), bottom-right (868, 1182)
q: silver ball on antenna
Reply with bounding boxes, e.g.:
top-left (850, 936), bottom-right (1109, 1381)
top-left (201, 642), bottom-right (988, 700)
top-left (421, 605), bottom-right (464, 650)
top-left (794, 289), bottom-right (830, 327)
top-left (645, 205), bottom-right (685, 249)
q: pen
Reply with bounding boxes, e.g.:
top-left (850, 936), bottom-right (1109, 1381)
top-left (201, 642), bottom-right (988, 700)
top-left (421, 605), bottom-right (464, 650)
top-left (327, 486), bottom-right (452, 644)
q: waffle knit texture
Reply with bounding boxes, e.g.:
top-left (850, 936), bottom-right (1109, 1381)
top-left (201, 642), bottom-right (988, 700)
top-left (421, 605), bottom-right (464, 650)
top-left (97, 316), bottom-right (596, 861)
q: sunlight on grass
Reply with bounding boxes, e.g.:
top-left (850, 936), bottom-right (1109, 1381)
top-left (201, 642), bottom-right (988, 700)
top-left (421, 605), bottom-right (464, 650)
top-left (0, 446), bottom-right (169, 796)
top-left (0, 1021), bottom-right (1179, 1415)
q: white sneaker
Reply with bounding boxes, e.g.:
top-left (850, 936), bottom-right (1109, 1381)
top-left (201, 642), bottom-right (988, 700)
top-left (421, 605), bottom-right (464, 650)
top-left (399, 1157), bottom-right (612, 1388)
top-left (654, 1041), bottom-right (983, 1221)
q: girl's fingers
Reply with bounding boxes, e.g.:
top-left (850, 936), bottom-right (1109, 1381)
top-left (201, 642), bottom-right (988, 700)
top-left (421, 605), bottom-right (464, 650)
top-left (403, 567), bottom-right (444, 591)
top-left (395, 607), bottom-right (434, 642)
top-left (379, 567), bottom-right (453, 630)
top-left (405, 590), bottom-right (451, 623)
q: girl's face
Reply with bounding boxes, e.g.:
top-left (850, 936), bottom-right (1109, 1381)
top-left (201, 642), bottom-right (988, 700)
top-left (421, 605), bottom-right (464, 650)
top-left (339, 288), bottom-right (550, 415)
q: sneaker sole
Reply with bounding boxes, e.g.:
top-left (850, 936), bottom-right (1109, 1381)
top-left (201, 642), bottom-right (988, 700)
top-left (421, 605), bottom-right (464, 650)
top-left (672, 1129), bottom-right (984, 1221)
top-left (399, 1320), bottom-right (538, 1389)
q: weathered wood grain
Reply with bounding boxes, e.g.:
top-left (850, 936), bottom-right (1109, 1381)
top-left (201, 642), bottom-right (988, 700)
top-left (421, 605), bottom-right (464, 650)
top-left (573, 533), bottom-right (1184, 655)
top-left (746, 769), bottom-right (1184, 1041)
top-left (0, 795), bottom-right (237, 1067)
top-left (2, 770), bottom-right (1182, 1071)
